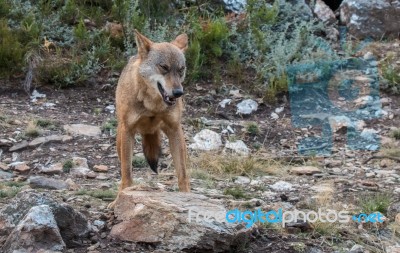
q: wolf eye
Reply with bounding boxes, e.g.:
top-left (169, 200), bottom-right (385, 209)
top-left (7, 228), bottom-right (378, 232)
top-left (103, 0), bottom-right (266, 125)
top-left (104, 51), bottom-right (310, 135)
top-left (159, 64), bottom-right (169, 73)
top-left (178, 67), bottom-right (185, 76)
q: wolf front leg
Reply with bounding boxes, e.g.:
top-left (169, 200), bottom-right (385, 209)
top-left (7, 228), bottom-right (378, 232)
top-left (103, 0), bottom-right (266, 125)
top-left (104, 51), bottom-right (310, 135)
top-left (163, 125), bottom-right (190, 192)
top-left (108, 126), bottom-right (134, 209)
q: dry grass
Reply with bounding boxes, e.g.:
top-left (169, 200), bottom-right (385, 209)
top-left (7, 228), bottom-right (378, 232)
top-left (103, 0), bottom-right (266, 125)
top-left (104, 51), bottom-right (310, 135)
top-left (24, 120), bottom-right (41, 138)
top-left (190, 152), bottom-right (286, 177)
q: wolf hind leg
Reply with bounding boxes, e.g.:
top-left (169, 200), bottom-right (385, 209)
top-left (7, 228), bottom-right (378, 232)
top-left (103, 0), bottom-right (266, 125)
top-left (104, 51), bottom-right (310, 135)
top-left (142, 130), bottom-right (161, 173)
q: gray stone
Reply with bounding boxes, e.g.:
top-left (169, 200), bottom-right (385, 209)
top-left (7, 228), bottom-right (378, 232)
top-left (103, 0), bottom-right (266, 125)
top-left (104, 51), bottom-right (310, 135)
top-left (0, 190), bottom-right (90, 247)
top-left (340, 0), bottom-right (400, 39)
top-left (0, 170), bottom-right (13, 180)
top-left (234, 176), bottom-right (251, 184)
top-left (189, 129), bottom-right (222, 151)
top-left (225, 140), bottom-right (250, 155)
top-left (40, 163), bottom-right (63, 175)
top-left (29, 135), bottom-right (72, 147)
top-left (270, 181), bottom-right (293, 192)
top-left (110, 187), bottom-right (252, 252)
top-left (314, 0), bottom-right (336, 24)
top-left (1, 205), bottom-right (65, 253)
top-left (29, 176), bottom-right (69, 190)
top-left (236, 99), bottom-right (258, 115)
top-left (9, 141), bottom-right (29, 152)
top-left (63, 124), bottom-right (101, 137)
top-left (70, 157), bottom-right (91, 177)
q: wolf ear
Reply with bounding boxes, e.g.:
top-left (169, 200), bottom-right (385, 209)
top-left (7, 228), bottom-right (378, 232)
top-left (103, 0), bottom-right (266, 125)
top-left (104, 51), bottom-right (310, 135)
top-left (134, 29), bottom-right (153, 58)
top-left (171, 33), bottom-right (188, 52)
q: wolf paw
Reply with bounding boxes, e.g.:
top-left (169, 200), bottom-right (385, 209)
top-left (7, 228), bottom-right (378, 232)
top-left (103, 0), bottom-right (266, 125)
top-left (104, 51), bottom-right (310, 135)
top-left (107, 199), bottom-right (117, 209)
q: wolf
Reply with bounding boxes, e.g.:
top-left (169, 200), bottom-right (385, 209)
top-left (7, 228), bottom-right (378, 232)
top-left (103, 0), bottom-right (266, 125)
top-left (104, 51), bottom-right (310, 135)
top-left (108, 30), bottom-right (190, 209)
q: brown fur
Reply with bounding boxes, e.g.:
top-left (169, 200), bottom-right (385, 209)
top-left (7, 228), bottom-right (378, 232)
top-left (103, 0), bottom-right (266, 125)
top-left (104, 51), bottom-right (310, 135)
top-left (108, 30), bottom-right (190, 209)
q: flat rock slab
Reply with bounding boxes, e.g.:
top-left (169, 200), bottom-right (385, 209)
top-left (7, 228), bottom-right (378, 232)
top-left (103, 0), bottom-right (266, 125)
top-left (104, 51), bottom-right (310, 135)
top-left (29, 176), bottom-right (69, 190)
top-left (29, 135), bottom-right (72, 147)
top-left (290, 166), bottom-right (321, 175)
top-left (63, 124), bottom-right (101, 137)
top-left (110, 187), bottom-right (251, 252)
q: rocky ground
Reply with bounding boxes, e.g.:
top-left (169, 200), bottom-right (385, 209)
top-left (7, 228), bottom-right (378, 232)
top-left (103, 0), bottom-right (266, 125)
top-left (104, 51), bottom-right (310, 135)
top-left (1, 42), bottom-right (400, 252)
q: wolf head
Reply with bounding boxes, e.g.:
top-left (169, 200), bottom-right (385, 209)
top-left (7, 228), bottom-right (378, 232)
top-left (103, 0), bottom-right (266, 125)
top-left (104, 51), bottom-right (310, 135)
top-left (134, 30), bottom-right (188, 106)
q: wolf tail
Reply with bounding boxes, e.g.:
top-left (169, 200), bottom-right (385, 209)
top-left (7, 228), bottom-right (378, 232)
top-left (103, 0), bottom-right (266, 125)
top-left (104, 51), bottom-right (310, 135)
top-left (142, 130), bottom-right (161, 174)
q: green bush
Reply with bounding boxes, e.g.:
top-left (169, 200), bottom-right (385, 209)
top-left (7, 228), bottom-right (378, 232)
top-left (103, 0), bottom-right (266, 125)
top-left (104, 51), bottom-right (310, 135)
top-left (0, 20), bottom-right (25, 77)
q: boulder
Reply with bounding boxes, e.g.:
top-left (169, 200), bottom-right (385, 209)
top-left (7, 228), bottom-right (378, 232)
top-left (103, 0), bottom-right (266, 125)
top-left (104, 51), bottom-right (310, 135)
top-left (314, 0), bottom-right (336, 25)
top-left (189, 129), bottom-right (222, 151)
top-left (0, 190), bottom-right (90, 247)
top-left (110, 187), bottom-right (252, 252)
top-left (340, 0), bottom-right (400, 39)
top-left (2, 205), bottom-right (65, 253)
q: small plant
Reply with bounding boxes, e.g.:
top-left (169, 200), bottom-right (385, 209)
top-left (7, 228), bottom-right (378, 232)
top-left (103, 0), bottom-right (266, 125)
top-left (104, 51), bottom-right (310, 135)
top-left (76, 188), bottom-right (116, 200)
top-left (35, 118), bottom-right (53, 128)
top-left (224, 186), bottom-right (249, 199)
top-left (4, 181), bottom-right (27, 188)
top-left (62, 159), bottom-right (74, 173)
top-left (0, 19), bottom-right (25, 77)
top-left (132, 155), bottom-right (147, 168)
top-left (246, 122), bottom-right (260, 135)
top-left (390, 128), bottom-right (400, 140)
top-left (102, 118), bottom-right (118, 134)
top-left (359, 192), bottom-right (391, 215)
top-left (24, 121), bottom-right (40, 138)
top-left (0, 185), bottom-right (21, 199)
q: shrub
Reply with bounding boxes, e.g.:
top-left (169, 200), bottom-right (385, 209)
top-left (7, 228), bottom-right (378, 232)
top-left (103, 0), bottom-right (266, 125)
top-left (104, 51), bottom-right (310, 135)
top-left (0, 19), bottom-right (25, 76)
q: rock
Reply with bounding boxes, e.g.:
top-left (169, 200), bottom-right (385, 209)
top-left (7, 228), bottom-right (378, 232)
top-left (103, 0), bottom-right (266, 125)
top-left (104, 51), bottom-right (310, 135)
top-left (0, 170), bottom-right (12, 179)
top-left (221, 0), bottom-right (246, 13)
top-left (40, 163), bottom-right (63, 175)
top-left (92, 220), bottom-right (106, 232)
top-left (291, 166), bottom-right (321, 175)
top-left (1, 205), bottom-right (65, 253)
top-left (11, 162), bottom-right (30, 173)
top-left (270, 181), bottom-right (293, 192)
top-left (65, 178), bottom-right (79, 190)
top-left (105, 105), bottom-right (115, 113)
top-left (386, 246), bottom-right (400, 253)
top-left (9, 140), bottom-right (29, 152)
top-left (0, 162), bottom-right (8, 170)
top-left (271, 112), bottom-right (279, 120)
top-left (87, 171), bottom-right (97, 179)
top-left (234, 176), bottom-right (251, 184)
top-left (310, 183), bottom-right (334, 193)
top-left (236, 99), bottom-right (258, 115)
top-left (93, 165), bottom-right (108, 173)
top-left (29, 135), bottom-right (72, 147)
top-left (225, 140), bottom-right (249, 155)
top-left (340, 0), bottom-right (400, 39)
top-left (29, 176), bottom-right (69, 190)
top-left (30, 89), bottom-right (46, 102)
top-left (349, 244), bottom-right (365, 253)
top-left (189, 129), bottom-right (222, 151)
top-left (364, 51), bottom-right (375, 61)
top-left (63, 124), bottom-right (101, 137)
top-left (70, 157), bottom-right (91, 177)
top-left (218, 99), bottom-right (232, 108)
top-left (0, 190), bottom-right (90, 247)
top-left (387, 202), bottom-right (400, 219)
top-left (314, 0), bottom-right (336, 24)
top-left (110, 188), bottom-right (251, 252)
